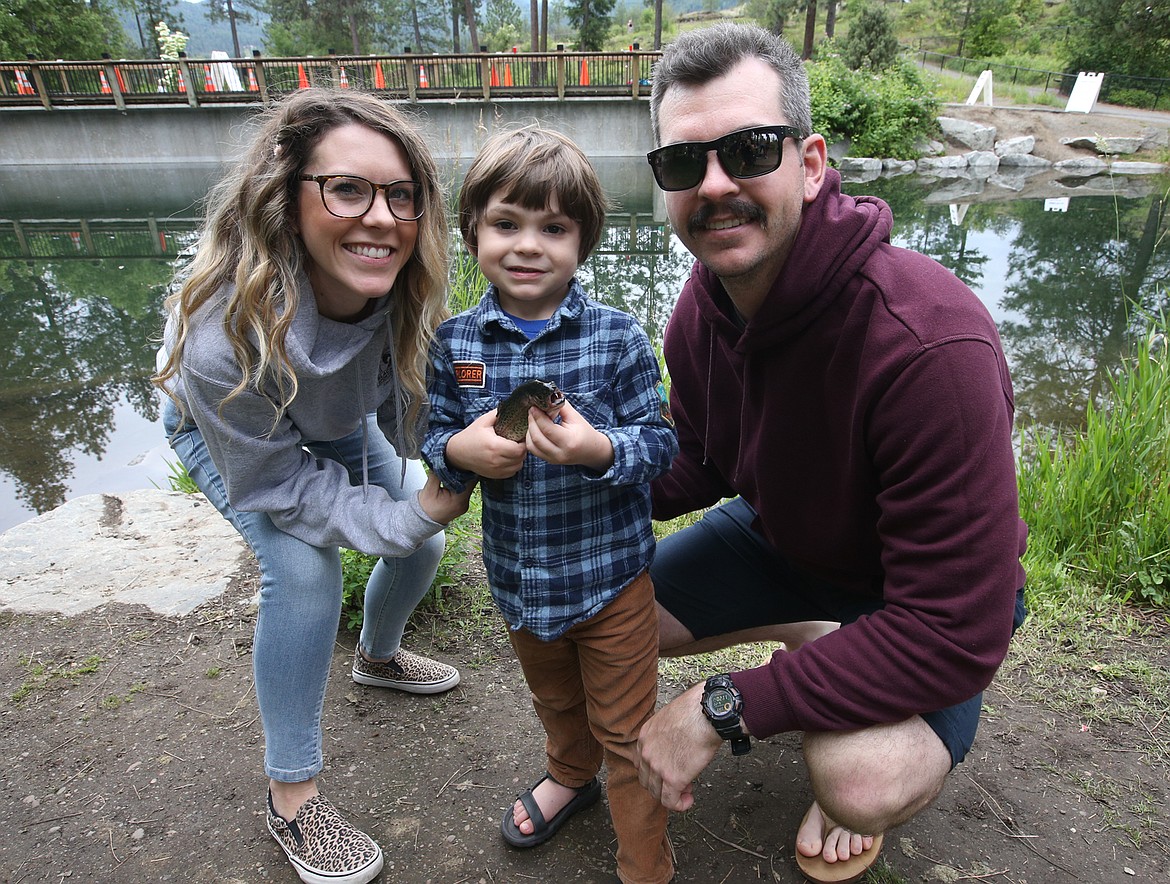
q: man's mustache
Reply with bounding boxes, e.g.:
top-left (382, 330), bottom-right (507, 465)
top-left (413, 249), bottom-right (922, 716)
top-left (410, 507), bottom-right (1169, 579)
top-left (687, 200), bottom-right (767, 236)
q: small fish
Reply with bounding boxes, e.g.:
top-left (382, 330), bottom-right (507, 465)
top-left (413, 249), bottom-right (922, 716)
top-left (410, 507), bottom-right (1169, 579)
top-left (494, 380), bottom-right (566, 442)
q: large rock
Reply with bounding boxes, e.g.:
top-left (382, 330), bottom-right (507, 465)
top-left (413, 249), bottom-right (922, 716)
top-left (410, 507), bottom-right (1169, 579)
top-left (916, 154), bottom-right (972, 177)
top-left (0, 490), bottom-right (249, 617)
top-left (1062, 135), bottom-right (1145, 155)
top-left (938, 116), bottom-right (997, 151)
top-left (995, 135), bottom-right (1036, 157)
top-left (1110, 160), bottom-right (1168, 175)
top-left (965, 150), bottom-right (1000, 176)
top-left (1054, 156), bottom-right (1109, 176)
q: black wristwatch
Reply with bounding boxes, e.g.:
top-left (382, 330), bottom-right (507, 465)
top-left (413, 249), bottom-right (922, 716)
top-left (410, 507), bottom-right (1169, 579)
top-left (701, 674), bottom-right (751, 756)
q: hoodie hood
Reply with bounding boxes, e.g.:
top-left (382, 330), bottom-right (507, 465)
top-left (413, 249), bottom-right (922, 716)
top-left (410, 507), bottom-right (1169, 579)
top-left (281, 270), bottom-right (394, 380)
top-left (690, 169), bottom-right (894, 354)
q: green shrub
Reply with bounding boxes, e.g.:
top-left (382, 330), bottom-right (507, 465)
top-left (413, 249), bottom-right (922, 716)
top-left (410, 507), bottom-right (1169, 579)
top-left (1018, 323), bottom-right (1170, 608)
top-left (809, 51), bottom-right (940, 159)
top-left (839, 3), bottom-right (899, 72)
top-left (1105, 87), bottom-right (1158, 110)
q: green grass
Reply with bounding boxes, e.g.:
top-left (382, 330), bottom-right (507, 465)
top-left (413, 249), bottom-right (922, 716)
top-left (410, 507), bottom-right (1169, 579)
top-left (155, 458), bottom-right (199, 494)
top-left (10, 654), bottom-right (105, 704)
top-left (1018, 322), bottom-right (1170, 609)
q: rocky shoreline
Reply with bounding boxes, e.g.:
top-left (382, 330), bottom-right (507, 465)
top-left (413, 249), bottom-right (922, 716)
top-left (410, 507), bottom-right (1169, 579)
top-left (835, 102), bottom-right (1170, 203)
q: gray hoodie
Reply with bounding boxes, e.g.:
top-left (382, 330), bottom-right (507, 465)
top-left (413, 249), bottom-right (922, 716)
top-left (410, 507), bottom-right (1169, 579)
top-left (167, 274), bottom-right (442, 557)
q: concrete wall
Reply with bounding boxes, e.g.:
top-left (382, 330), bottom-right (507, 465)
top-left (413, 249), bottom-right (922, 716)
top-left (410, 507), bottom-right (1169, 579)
top-left (0, 98), bottom-right (654, 166)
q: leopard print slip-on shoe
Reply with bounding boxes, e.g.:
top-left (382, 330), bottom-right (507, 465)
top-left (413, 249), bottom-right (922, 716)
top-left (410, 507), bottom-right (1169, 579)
top-left (352, 648), bottom-right (460, 694)
top-left (267, 792), bottom-right (383, 884)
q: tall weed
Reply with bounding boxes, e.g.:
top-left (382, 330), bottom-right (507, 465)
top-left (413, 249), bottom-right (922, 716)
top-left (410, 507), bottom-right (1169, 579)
top-left (1018, 323), bottom-right (1170, 607)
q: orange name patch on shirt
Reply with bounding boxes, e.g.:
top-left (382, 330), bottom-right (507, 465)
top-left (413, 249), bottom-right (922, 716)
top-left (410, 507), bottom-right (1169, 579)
top-left (453, 361), bottom-right (486, 388)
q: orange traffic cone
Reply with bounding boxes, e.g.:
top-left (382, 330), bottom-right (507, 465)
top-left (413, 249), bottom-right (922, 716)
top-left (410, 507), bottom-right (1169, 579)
top-left (176, 66), bottom-right (186, 93)
top-left (338, 65), bottom-right (348, 88)
top-left (204, 65), bottom-right (216, 92)
top-left (503, 63), bottom-right (513, 86)
top-left (247, 67), bottom-right (259, 91)
top-left (99, 70), bottom-right (112, 93)
top-left (490, 64), bottom-right (499, 87)
top-left (418, 64), bottom-right (429, 88)
top-left (15, 70), bottom-right (34, 95)
top-left (579, 58), bottom-right (589, 86)
top-left (373, 62), bottom-right (385, 89)
top-left (297, 63), bottom-right (309, 89)
top-left (159, 232), bottom-right (168, 252)
top-left (115, 67), bottom-right (127, 92)
top-left (69, 231), bottom-right (82, 250)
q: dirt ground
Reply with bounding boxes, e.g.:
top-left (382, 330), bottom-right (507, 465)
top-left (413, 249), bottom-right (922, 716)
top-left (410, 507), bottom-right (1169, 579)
top-left (935, 101), bottom-right (1169, 164)
top-left (2, 105), bottom-right (1169, 884)
top-left (2, 547), bottom-right (1167, 884)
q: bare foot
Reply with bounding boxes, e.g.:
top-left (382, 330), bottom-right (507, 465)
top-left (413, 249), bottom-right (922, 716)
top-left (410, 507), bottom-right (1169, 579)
top-left (269, 778), bottom-right (319, 822)
top-left (796, 801), bottom-right (876, 863)
top-left (512, 776), bottom-right (578, 835)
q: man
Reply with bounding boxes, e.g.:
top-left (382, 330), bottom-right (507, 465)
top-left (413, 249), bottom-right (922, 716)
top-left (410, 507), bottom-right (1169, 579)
top-left (635, 23), bottom-right (1027, 884)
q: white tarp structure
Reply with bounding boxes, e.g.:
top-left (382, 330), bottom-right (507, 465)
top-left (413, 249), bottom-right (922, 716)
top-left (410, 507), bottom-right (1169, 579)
top-left (1065, 72), bottom-right (1104, 113)
top-left (966, 70), bottom-right (994, 106)
top-left (209, 50), bottom-right (245, 91)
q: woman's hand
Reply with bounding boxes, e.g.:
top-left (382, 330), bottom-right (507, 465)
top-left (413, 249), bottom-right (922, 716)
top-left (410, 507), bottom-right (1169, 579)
top-left (417, 471), bottom-right (477, 525)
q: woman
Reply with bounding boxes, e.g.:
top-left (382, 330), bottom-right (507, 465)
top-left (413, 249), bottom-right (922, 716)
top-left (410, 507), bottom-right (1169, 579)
top-left (154, 88), bottom-right (474, 884)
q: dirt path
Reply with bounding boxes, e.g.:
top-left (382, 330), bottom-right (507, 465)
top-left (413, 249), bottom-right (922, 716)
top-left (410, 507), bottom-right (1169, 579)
top-left (936, 100), bottom-right (1170, 163)
top-left (2, 562), bottom-right (1166, 884)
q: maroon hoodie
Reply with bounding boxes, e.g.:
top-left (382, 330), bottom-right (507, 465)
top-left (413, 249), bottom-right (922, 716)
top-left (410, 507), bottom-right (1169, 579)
top-left (652, 169), bottom-right (1028, 738)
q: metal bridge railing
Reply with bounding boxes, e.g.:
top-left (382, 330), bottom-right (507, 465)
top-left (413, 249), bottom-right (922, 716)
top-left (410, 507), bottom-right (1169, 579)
top-left (0, 47), bottom-right (659, 111)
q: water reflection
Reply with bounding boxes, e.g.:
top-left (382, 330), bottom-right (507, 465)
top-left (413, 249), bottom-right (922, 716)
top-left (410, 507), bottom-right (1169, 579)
top-left (0, 164), bottom-right (1167, 532)
top-left (862, 175), bottom-right (1170, 430)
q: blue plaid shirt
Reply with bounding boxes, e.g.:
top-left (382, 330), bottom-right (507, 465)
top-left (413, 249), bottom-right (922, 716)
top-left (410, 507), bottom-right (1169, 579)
top-left (423, 280), bottom-right (678, 640)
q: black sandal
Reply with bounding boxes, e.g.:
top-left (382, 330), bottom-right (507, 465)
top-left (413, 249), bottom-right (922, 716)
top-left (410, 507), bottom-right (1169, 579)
top-left (500, 773), bottom-right (601, 848)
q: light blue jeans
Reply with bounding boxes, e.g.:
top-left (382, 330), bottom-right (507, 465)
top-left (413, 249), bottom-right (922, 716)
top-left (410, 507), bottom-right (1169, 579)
top-left (163, 400), bottom-right (445, 782)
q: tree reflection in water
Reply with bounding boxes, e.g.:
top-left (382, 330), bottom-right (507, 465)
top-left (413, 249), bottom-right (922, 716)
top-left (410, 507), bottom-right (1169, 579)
top-left (860, 176), bottom-right (1170, 436)
top-left (1, 171), bottom-right (1168, 528)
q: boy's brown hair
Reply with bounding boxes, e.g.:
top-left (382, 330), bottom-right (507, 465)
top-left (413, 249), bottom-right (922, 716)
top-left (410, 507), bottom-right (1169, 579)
top-left (458, 125), bottom-right (610, 264)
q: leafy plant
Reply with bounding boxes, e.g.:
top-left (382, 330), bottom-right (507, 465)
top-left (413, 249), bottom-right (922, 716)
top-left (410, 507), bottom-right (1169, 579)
top-left (809, 51), bottom-right (941, 160)
top-left (157, 458), bottom-right (199, 494)
top-left (1018, 321), bottom-right (1170, 608)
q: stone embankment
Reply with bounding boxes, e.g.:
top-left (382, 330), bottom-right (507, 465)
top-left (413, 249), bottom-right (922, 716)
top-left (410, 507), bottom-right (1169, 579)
top-left (0, 490), bottom-right (249, 617)
top-left (835, 103), bottom-right (1170, 203)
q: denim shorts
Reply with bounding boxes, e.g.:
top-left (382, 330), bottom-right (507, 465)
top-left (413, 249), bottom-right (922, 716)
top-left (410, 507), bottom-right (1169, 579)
top-left (651, 496), bottom-right (1027, 768)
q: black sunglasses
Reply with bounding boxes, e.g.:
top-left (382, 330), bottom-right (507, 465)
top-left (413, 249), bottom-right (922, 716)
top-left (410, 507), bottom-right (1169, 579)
top-left (646, 125), bottom-right (803, 192)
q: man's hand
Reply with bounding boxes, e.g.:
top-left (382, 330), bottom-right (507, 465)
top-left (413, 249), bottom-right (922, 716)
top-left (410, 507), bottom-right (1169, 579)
top-left (445, 410), bottom-right (527, 479)
top-left (636, 681), bottom-right (722, 812)
top-left (526, 400), bottom-right (614, 472)
top-left (417, 471), bottom-right (477, 524)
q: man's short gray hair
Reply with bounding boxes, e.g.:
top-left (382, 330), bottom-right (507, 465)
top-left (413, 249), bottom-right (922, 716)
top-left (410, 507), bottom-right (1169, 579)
top-left (649, 23), bottom-right (812, 144)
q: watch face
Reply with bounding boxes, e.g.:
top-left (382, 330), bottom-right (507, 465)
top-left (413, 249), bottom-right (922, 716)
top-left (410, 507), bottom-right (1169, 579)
top-left (705, 687), bottom-right (736, 717)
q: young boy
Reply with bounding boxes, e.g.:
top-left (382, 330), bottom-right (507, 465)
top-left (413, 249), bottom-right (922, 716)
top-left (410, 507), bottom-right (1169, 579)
top-left (422, 126), bottom-right (678, 884)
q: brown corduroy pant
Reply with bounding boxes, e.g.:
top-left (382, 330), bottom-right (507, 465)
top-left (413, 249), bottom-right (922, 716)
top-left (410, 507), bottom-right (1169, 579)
top-left (506, 570), bottom-right (674, 884)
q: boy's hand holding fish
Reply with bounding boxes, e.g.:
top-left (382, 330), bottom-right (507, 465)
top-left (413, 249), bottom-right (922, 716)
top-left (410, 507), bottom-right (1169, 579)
top-left (525, 399), bottom-right (614, 472)
top-left (446, 380), bottom-right (612, 478)
top-left (445, 409), bottom-right (528, 479)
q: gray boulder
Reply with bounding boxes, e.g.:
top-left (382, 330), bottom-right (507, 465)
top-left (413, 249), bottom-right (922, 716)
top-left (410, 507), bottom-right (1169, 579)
top-left (938, 116), bottom-right (997, 151)
top-left (995, 135), bottom-right (1035, 157)
top-left (1054, 156), bottom-right (1109, 176)
top-left (1061, 135), bottom-right (1145, 155)
top-left (1109, 161), bottom-right (1168, 175)
top-left (0, 490), bottom-right (249, 617)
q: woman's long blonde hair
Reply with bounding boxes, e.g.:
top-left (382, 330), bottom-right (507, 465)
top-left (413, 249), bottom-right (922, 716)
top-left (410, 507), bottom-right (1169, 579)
top-left (153, 87), bottom-right (450, 439)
